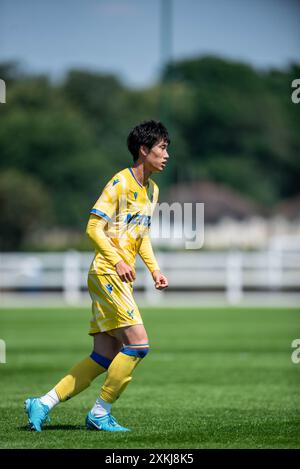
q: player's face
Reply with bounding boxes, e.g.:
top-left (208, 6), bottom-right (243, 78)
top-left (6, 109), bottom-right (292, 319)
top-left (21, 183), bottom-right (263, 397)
top-left (145, 139), bottom-right (169, 173)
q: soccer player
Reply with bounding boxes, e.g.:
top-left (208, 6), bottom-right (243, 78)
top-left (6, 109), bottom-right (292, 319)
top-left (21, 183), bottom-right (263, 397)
top-left (24, 120), bottom-right (170, 432)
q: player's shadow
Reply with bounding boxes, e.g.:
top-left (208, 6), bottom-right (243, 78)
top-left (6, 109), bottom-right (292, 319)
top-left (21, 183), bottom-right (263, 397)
top-left (19, 424), bottom-right (85, 431)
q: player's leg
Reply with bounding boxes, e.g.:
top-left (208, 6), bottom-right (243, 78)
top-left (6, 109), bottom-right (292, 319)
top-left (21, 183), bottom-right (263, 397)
top-left (24, 332), bottom-right (120, 432)
top-left (54, 331), bottom-right (120, 401)
top-left (100, 324), bottom-right (149, 403)
top-left (86, 324), bottom-right (150, 432)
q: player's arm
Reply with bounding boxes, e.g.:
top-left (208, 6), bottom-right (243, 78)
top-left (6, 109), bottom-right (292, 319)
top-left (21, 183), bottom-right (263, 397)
top-left (138, 234), bottom-right (160, 273)
top-left (86, 177), bottom-right (135, 282)
top-left (138, 234), bottom-right (168, 290)
top-left (86, 216), bottom-right (135, 282)
top-left (139, 182), bottom-right (168, 290)
top-left (86, 214), bottom-right (122, 266)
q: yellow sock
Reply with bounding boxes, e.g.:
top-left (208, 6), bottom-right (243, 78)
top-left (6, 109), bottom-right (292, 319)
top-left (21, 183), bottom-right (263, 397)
top-left (55, 354), bottom-right (109, 401)
top-left (100, 345), bottom-right (149, 404)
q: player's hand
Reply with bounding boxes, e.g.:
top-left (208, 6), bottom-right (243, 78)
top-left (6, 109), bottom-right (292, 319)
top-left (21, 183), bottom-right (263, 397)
top-left (115, 260), bottom-right (136, 283)
top-left (152, 270), bottom-right (168, 290)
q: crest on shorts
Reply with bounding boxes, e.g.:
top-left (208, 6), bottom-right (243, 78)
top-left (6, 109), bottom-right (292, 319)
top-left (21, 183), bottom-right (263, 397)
top-left (127, 309), bottom-right (134, 319)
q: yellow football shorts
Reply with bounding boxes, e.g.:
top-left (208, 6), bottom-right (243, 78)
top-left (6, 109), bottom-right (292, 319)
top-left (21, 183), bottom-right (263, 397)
top-left (87, 273), bottom-right (143, 334)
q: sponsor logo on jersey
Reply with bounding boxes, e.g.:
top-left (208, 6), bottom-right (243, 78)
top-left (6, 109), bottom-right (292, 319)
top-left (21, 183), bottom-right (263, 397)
top-left (125, 213), bottom-right (151, 227)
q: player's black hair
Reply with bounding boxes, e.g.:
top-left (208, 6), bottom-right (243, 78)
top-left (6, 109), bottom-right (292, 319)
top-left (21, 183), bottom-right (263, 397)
top-left (127, 120), bottom-right (170, 161)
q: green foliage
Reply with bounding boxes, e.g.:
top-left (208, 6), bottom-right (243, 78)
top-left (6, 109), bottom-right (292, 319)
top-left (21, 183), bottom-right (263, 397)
top-left (0, 56), bottom-right (299, 249)
top-left (165, 56), bottom-right (300, 203)
top-left (0, 170), bottom-right (52, 250)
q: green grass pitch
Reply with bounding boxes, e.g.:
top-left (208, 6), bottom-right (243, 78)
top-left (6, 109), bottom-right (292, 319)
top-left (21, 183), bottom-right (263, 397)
top-left (0, 306), bottom-right (299, 449)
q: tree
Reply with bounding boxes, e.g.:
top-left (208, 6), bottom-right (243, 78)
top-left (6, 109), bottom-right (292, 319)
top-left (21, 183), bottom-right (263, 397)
top-left (0, 170), bottom-right (52, 250)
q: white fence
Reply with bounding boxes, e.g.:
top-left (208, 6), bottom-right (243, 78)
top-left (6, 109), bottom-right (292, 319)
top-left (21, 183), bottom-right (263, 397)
top-left (1, 248), bottom-right (300, 307)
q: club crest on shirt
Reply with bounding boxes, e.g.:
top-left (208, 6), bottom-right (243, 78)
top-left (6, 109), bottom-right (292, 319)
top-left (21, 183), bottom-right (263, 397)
top-left (105, 284), bottom-right (113, 294)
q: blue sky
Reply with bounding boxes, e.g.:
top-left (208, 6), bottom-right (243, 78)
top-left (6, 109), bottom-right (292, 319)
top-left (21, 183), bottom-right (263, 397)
top-left (1, 0), bottom-right (299, 87)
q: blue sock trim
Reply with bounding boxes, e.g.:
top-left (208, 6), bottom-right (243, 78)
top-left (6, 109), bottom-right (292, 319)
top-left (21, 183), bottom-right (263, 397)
top-left (90, 351), bottom-right (112, 369)
top-left (121, 346), bottom-right (150, 359)
top-left (126, 343), bottom-right (149, 346)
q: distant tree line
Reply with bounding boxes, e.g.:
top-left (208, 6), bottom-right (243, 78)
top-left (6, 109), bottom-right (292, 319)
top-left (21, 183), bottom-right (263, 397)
top-left (0, 56), bottom-right (299, 250)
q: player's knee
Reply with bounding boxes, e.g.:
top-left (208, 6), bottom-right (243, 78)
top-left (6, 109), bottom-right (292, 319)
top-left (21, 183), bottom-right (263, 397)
top-left (136, 347), bottom-right (150, 359)
top-left (121, 344), bottom-right (150, 359)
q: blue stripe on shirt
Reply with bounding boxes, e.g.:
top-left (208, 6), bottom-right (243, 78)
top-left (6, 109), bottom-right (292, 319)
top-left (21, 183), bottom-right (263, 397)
top-left (90, 208), bottom-right (111, 221)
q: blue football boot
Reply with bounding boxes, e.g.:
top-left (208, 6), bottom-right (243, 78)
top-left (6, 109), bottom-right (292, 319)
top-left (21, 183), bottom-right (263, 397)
top-left (24, 397), bottom-right (50, 432)
top-left (85, 411), bottom-right (130, 432)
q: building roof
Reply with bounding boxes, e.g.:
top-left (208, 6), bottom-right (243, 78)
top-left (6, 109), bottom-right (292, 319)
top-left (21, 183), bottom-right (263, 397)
top-left (166, 180), bottom-right (260, 223)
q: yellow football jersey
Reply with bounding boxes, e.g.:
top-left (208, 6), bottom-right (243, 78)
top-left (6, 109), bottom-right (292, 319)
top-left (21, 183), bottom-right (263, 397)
top-left (89, 167), bottom-right (159, 275)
